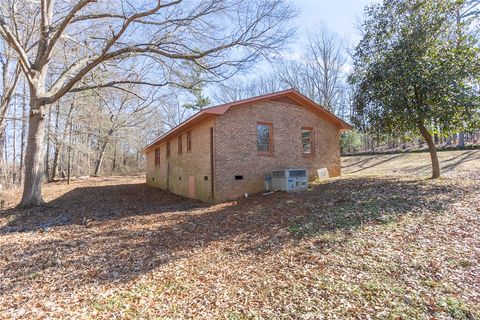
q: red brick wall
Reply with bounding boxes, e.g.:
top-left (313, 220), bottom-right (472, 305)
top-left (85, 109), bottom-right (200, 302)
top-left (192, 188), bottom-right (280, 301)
top-left (146, 101), bottom-right (342, 203)
top-left (146, 118), bottom-right (215, 201)
top-left (213, 101), bottom-right (341, 202)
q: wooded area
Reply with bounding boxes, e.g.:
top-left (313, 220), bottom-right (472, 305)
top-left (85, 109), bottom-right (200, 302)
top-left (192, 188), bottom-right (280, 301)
top-left (0, 82), bottom-right (163, 188)
top-left (0, 0), bottom-right (478, 203)
top-left (0, 0), bottom-right (297, 205)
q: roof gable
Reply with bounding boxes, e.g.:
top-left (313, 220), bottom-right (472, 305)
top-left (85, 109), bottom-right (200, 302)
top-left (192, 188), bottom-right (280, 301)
top-left (142, 89), bottom-right (352, 153)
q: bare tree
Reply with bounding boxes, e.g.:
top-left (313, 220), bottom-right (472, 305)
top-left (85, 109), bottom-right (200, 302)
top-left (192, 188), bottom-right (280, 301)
top-left (215, 26), bottom-right (349, 115)
top-left (213, 26), bottom-right (348, 120)
top-left (213, 77), bottom-right (252, 103)
top-left (19, 79), bottom-right (27, 183)
top-left (306, 27), bottom-right (347, 111)
top-left (92, 86), bottom-right (157, 176)
top-left (49, 98), bottom-right (74, 181)
top-left (156, 89), bottom-right (196, 129)
top-left (0, 41), bottom-right (21, 185)
top-left (0, 0), bottom-right (296, 205)
top-left (277, 26), bottom-right (347, 114)
top-left (276, 59), bottom-right (319, 100)
top-left (11, 90), bottom-right (17, 184)
top-left (0, 1), bottom-right (37, 188)
top-left (213, 73), bottom-right (286, 103)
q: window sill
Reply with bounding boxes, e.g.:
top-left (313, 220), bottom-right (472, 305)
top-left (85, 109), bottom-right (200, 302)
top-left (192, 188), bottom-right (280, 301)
top-left (258, 152), bottom-right (274, 157)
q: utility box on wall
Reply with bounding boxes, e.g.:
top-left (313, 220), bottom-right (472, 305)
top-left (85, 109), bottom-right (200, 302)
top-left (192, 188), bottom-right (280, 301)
top-left (271, 169), bottom-right (308, 192)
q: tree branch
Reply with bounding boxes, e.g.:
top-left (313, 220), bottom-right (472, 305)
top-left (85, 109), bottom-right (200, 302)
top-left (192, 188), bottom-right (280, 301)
top-left (44, 0), bottom-right (97, 60)
top-left (0, 16), bottom-right (33, 80)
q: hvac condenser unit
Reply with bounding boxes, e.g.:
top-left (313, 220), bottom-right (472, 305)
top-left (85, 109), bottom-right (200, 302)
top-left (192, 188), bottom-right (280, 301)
top-left (271, 168), bottom-right (308, 192)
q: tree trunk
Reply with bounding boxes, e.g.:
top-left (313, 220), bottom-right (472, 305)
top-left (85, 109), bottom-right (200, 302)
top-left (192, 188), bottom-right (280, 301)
top-left (51, 99), bottom-right (74, 181)
top-left (94, 140), bottom-right (108, 176)
top-left (88, 151), bottom-right (91, 176)
top-left (458, 132), bottom-right (465, 147)
top-left (69, 125), bottom-right (77, 176)
top-left (44, 107), bottom-right (52, 179)
top-left (51, 146), bottom-right (60, 181)
top-left (112, 143), bottom-right (117, 172)
top-left (136, 151), bottom-right (139, 170)
top-left (0, 99), bottom-right (9, 187)
top-left (20, 98), bottom-right (47, 206)
top-left (67, 131), bottom-right (72, 185)
top-left (12, 98), bottom-right (17, 185)
top-left (0, 124), bottom-right (6, 188)
top-left (94, 127), bottom-right (114, 176)
top-left (19, 80), bottom-right (28, 184)
top-left (363, 132), bottom-right (368, 152)
top-left (418, 122), bottom-right (440, 179)
top-left (50, 103), bottom-right (61, 181)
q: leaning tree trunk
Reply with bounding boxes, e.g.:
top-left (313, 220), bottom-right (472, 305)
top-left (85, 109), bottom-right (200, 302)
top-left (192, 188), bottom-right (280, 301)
top-left (94, 140), bottom-right (109, 177)
top-left (20, 98), bottom-right (47, 206)
top-left (112, 143), bottom-right (117, 172)
top-left (418, 121), bottom-right (440, 179)
top-left (94, 127), bottom-right (115, 176)
top-left (51, 99), bottom-right (74, 181)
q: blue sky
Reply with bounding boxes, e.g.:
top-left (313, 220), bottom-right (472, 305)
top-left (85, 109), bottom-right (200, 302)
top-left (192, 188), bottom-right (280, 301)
top-left (290, 0), bottom-right (380, 53)
top-left (293, 0), bottom-right (379, 35)
top-left (225, 0), bottom-right (381, 86)
top-left (205, 0), bottom-right (381, 101)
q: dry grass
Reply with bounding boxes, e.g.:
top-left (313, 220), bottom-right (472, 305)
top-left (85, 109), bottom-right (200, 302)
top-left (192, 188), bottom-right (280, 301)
top-left (1, 151), bottom-right (479, 319)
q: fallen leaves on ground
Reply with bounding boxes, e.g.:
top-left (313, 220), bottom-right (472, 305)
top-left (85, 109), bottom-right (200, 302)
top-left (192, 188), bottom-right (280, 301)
top-left (1, 155), bottom-right (479, 319)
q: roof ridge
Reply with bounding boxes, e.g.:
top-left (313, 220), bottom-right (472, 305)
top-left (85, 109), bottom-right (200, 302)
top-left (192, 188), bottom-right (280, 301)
top-left (141, 88), bottom-right (351, 153)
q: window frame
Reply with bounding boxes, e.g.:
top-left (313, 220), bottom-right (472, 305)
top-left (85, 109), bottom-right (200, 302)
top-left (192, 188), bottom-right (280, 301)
top-left (166, 141), bottom-right (170, 158)
top-left (178, 134), bottom-right (183, 155)
top-left (256, 121), bottom-right (274, 156)
top-left (301, 126), bottom-right (315, 157)
top-left (154, 147), bottom-right (161, 166)
top-left (186, 130), bottom-right (192, 152)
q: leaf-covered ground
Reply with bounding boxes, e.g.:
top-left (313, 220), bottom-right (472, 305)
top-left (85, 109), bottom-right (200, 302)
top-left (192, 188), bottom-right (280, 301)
top-left (1, 150), bottom-right (479, 319)
top-left (342, 149), bottom-right (480, 179)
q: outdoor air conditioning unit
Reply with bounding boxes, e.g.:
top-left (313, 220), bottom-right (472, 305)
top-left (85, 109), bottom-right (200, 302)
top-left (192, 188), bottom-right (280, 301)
top-left (271, 168), bottom-right (308, 192)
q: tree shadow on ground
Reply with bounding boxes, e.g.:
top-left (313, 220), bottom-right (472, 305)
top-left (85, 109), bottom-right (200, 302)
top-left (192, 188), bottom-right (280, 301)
top-left (0, 177), bottom-right (476, 295)
top-left (343, 154), bottom-right (405, 173)
top-left (0, 183), bottom-right (207, 232)
top-left (441, 150), bottom-right (480, 171)
top-left (398, 150), bottom-right (480, 177)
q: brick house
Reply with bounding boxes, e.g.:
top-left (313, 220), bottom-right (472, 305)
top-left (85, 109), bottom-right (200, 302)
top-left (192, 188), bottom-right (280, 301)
top-left (142, 89), bottom-right (351, 202)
